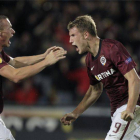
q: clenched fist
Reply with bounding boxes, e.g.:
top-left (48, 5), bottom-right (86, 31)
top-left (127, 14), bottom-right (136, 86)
top-left (121, 110), bottom-right (134, 121)
top-left (60, 112), bottom-right (79, 125)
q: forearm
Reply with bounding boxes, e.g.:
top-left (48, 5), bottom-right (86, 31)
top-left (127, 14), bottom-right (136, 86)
top-left (73, 85), bottom-right (102, 115)
top-left (1, 48), bottom-right (66, 83)
top-left (127, 79), bottom-right (140, 112)
top-left (14, 54), bottom-right (45, 67)
top-left (14, 59), bottom-right (48, 82)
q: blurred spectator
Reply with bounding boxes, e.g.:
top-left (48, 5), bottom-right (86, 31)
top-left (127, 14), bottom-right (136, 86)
top-left (5, 78), bottom-right (39, 105)
top-left (1, 1), bottom-right (140, 106)
top-left (14, 78), bottom-right (39, 105)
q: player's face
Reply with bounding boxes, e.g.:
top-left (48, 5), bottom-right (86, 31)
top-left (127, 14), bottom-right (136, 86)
top-left (0, 18), bottom-right (15, 47)
top-left (69, 27), bottom-right (87, 54)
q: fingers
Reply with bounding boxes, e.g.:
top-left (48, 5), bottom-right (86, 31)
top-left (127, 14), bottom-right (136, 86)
top-left (52, 46), bottom-right (65, 53)
top-left (60, 114), bottom-right (72, 126)
top-left (121, 111), bottom-right (126, 119)
top-left (54, 50), bottom-right (67, 57)
top-left (48, 46), bottom-right (57, 51)
top-left (48, 47), bottom-right (67, 56)
top-left (60, 115), bottom-right (68, 125)
top-left (121, 111), bottom-right (134, 121)
top-left (46, 46), bottom-right (57, 54)
top-left (57, 56), bottom-right (66, 61)
top-left (64, 121), bottom-right (71, 125)
top-left (49, 49), bottom-right (66, 57)
top-left (46, 46), bottom-right (65, 56)
top-left (54, 46), bottom-right (64, 51)
top-left (60, 118), bottom-right (71, 125)
top-left (51, 49), bottom-right (67, 61)
top-left (45, 48), bottom-right (67, 65)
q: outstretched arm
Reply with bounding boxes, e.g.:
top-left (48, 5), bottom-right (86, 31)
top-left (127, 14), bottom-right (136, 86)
top-left (60, 83), bottom-right (103, 125)
top-left (8, 46), bottom-right (63, 68)
top-left (0, 49), bottom-right (66, 83)
top-left (121, 68), bottom-right (140, 121)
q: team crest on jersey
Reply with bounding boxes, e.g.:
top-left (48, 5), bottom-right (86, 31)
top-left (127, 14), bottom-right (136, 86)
top-left (0, 58), bottom-right (2, 63)
top-left (100, 55), bottom-right (106, 66)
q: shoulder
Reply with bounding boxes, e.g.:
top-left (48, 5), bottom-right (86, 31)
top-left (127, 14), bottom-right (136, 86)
top-left (102, 39), bottom-right (126, 54)
top-left (102, 39), bottom-right (122, 48)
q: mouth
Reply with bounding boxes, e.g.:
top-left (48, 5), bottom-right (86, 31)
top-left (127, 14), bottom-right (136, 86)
top-left (8, 36), bottom-right (13, 45)
top-left (73, 45), bottom-right (79, 52)
top-left (8, 39), bottom-right (11, 45)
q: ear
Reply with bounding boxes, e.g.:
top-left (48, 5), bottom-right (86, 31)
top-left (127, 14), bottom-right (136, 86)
top-left (84, 31), bottom-right (89, 39)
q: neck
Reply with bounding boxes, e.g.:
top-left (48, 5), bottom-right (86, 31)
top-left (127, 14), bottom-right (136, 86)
top-left (87, 36), bottom-right (100, 57)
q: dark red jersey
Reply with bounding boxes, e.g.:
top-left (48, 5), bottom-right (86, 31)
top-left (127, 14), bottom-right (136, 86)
top-left (0, 50), bottom-right (10, 114)
top-left (86, 39), bottom-right (140, 116)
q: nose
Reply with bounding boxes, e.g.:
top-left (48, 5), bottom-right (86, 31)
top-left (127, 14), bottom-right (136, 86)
top-left (12, 28), bottom-right (15, 34)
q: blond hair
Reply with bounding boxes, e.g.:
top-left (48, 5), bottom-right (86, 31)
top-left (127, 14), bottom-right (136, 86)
top-left (67, 15), bottom-right (97, 36)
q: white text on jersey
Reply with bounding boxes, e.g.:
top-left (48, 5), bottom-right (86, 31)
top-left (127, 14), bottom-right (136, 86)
top-left (95, 68), bottom-right (115, 81)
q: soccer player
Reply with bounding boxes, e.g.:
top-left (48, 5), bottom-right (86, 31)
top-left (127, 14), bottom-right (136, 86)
top-left (60, 15), bottom-right (140, 140)
top-left (0, 15), bottom-right (67, 140)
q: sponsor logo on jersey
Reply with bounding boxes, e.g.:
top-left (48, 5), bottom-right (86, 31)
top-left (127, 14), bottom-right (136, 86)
top-left (100, 55), bottom-right (106, 66)
top-left (0, 58), bottom-right (2, 63)
top-left (95, 68), bottom-right (115, 81)
top-left (125, 57), bottom-right (132, 64)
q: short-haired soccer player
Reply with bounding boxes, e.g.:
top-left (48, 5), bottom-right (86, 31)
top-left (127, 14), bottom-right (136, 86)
top-left (60, 15), bottom-right (140, 140)
top-left (0, 15), bottom-right (67, 140)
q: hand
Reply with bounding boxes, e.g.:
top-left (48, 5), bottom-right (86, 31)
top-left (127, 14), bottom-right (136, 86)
top-left (121, 110), bottom-right (134, 121)
top-left (60, 112), bottom-right (79, 125)
top-left (45, 48), bottom-right (67, 65)
top-left (44, 46), bottom-right (65, 57)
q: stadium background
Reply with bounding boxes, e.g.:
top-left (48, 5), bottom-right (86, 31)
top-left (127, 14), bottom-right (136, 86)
top-left (0, 1), bottom-right (140, 140)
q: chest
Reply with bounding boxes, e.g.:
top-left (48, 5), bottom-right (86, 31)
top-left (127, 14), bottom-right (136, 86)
top-left (89, 55), bottom-right (117, 82)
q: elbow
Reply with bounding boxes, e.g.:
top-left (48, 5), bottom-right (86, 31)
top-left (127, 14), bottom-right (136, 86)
top-left (94, 89), bottom-right (103, 97)
top-left (12, 70), bottom-right (23, 83)
top-left (98, 86), bottom-right (103, 95)
top-left (12, 75), bottom-right (22, 83)
top-left (97, 90), bottom-right (102, 96)
top-left (13, 77), bottom-right (21, 83)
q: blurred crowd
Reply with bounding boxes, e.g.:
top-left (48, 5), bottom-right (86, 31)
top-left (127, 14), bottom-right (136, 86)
top-left (0, 1), bottom-right (140, 107)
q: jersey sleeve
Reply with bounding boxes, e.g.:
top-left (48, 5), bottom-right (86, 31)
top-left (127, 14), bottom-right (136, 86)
top-left (110, 42), bottom-right (136, 75)
top-left (0, 56), bottom-right (8, 69)
top-left (1, 50), bottom-right (10, 63)
top-left (86, 54), bottom-right (100, 85)
top-left (0, 50), bottom-right (10, 69)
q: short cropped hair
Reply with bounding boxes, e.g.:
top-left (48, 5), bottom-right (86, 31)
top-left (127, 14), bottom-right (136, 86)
top-left (67, 15), bottom-right (97, 37)
top-left (0, 15), bottom-right (8, 30)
